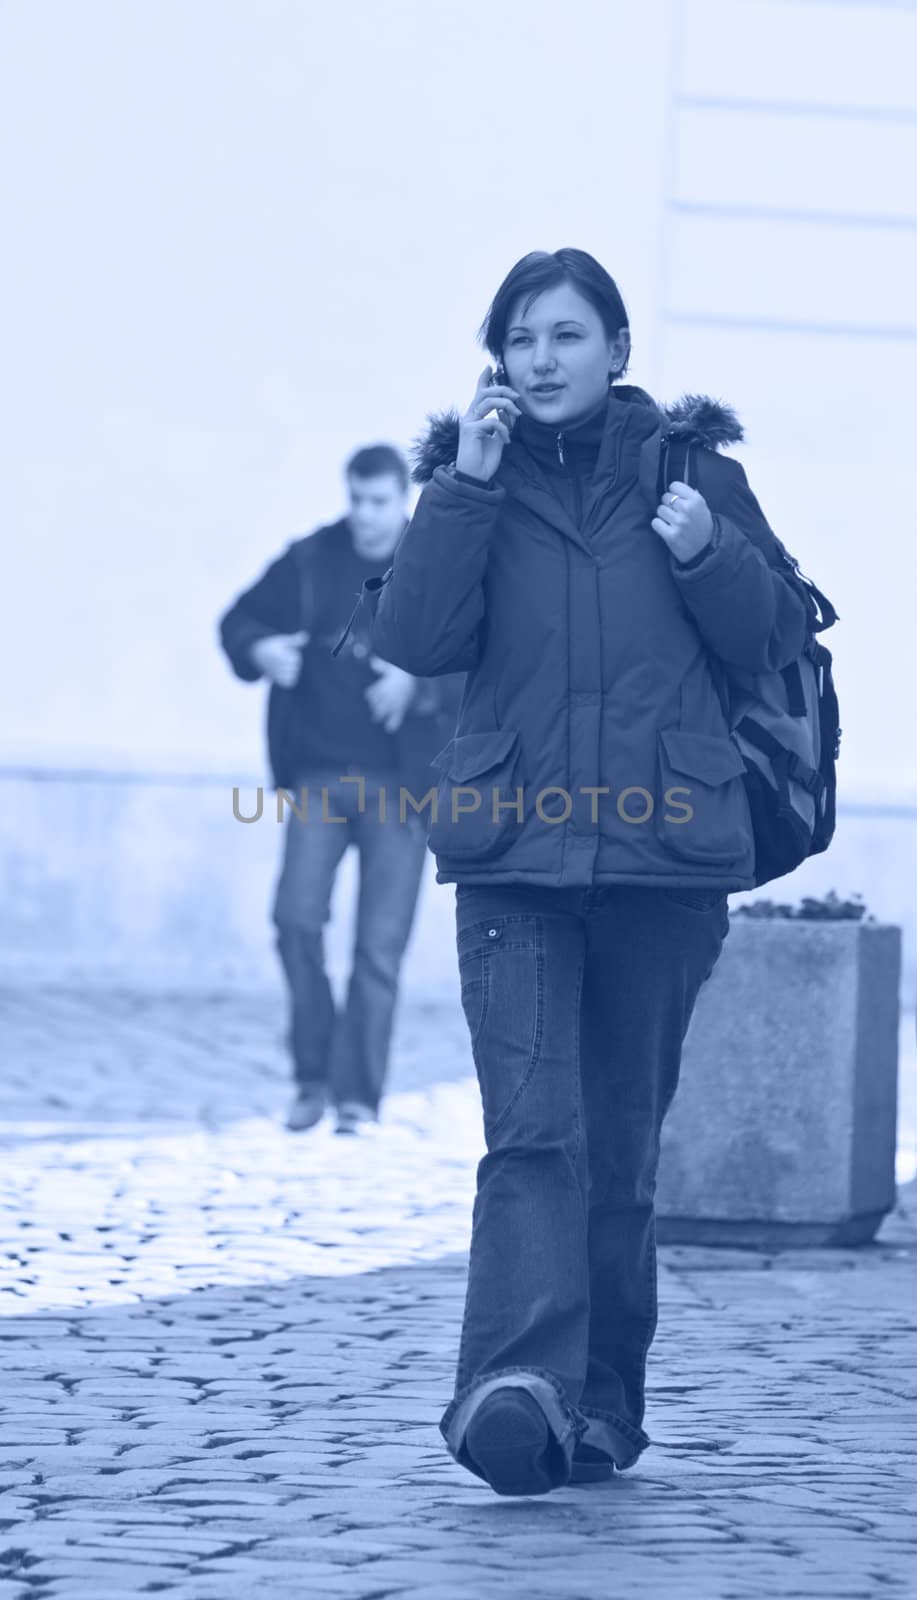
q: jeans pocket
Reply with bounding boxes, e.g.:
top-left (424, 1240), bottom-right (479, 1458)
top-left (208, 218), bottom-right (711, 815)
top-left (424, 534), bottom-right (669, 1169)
top-left (659, 886), bottom-right (727, 913)
top-left (457, 915), bottom-right (543, 1135)
top-left (428, 729), bottom-right (523, 860)
top-left (656, 728), bottom-right (750, 864)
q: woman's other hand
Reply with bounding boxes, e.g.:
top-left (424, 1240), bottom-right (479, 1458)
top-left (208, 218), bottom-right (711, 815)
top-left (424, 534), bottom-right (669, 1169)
top-left (651, 481), bottom-right (715, 564)
top-left (455, 365), bottom-right (522, 483)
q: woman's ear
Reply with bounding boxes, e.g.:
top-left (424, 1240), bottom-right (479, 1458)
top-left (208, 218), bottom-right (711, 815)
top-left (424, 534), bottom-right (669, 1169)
top-left (494, 358), bottom-right (506, 384)
top-left (609, 327), bottom-right (631, 378)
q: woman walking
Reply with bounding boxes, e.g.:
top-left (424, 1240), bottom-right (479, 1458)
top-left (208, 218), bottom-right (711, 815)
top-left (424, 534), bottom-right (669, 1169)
top-left (365, 248), bottom-right (808, 1496)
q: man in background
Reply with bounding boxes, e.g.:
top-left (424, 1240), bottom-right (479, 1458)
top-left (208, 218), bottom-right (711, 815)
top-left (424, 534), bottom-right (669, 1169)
top-left (219, 444), bottom-right (464, 1136)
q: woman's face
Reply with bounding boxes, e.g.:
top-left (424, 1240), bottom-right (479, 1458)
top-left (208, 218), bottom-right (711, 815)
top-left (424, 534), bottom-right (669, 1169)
top-left (501, 281), bottom-right (629, 426)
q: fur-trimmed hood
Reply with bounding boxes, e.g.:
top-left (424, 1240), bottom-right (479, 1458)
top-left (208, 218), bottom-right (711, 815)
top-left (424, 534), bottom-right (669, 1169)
top-left (409, 386), bottom-right (744, 485)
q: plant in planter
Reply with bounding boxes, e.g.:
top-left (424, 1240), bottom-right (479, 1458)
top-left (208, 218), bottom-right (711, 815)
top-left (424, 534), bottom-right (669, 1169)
top-left (655, 890), bottom-right (901, 1247)
top-left (732, 889), bottom-right (870, 922)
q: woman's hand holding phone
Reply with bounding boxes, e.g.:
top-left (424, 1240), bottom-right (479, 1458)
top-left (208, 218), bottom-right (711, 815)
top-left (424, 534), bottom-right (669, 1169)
top-left (455, 365), bottom-right (522, 483)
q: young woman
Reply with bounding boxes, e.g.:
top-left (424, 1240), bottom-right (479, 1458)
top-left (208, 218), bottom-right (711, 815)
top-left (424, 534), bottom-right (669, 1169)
top-left (365, 248), bottom-right (808, 1496)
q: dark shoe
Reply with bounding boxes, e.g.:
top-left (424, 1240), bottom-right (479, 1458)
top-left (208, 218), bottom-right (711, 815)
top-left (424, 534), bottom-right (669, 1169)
top-left (464, 1387), bottom-right (567, 1497)
top-left (285, 1089), bottom-right (327, 1132)
top-left (334, 1099), bottom-right (379, 1136)
top-left (570, 1441), bottom-right (615, 1484)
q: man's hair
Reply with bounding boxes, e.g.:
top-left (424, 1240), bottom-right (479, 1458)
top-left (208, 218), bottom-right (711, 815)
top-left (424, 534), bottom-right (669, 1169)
top-left (345, 443), bottom-right (409, 492)
top-left (478, 248), bottom-right (631, 379)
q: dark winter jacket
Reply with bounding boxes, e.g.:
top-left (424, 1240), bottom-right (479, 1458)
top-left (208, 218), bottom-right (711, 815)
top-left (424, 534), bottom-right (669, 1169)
top-left (355, 384), bottom-right (809, 890)
top-left (218, 518), bottom-right (466, 798)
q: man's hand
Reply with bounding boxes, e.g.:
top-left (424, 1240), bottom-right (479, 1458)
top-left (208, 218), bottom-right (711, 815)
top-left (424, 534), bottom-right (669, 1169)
top-left (250, 631), bottom-right (310, 687)
top-left (365, 656), bottom-right (418, 733)
top-left (652, 481), bottom-right (715, 564)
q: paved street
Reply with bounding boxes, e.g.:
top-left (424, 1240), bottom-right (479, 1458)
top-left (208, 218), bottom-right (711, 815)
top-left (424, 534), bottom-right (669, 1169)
top-left (1, 986), bottom-right (916, 1599)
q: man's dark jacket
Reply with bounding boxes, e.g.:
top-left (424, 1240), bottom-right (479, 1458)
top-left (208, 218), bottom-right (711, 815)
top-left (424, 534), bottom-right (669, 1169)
top-left (218, 517), bottom-right (466, 800)
top-left (359, 385), bottom-right (809, 891)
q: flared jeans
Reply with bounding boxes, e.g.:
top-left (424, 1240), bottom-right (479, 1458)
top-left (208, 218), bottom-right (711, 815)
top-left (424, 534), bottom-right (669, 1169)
top-left (440, 880), bottom-right (730, 1480)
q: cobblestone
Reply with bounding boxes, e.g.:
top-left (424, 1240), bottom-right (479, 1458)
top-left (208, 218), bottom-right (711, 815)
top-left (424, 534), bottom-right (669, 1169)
top-left (0, 987), bottom-right (915, 1598)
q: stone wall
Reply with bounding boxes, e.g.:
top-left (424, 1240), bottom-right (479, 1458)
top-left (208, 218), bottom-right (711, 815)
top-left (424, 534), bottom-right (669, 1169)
top-left (2, 772), bottom-right (915, 1011)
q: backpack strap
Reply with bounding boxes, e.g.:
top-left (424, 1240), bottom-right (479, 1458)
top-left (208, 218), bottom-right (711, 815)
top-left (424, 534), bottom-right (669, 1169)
top-left (803, 578), bottom-right (837, 629)
top-left (660, 446), bottom-right (840, 639)
top-left (780, 660), bottom-right (808, 718)
top-left (657, 435), bottom-right (694, 501)
top-left (774, 545), bottom-right (839, 633)
top-left (736, 715), bottom-right (825, 799)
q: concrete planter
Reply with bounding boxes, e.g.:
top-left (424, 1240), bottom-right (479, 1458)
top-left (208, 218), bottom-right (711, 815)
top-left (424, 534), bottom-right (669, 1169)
top-left (656, 916), bottom-right (901, 1247)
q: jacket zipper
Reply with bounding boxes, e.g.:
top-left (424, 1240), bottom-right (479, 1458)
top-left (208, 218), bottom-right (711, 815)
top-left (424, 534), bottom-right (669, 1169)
top-left (557, 428), bottom-right (584, 525)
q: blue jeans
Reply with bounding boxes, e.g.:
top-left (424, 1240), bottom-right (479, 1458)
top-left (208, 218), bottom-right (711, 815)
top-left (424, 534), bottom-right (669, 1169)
top-left (272, 768), bottom-right (429, 1110)
top-left (440, 881), bottom-right (730, 1479)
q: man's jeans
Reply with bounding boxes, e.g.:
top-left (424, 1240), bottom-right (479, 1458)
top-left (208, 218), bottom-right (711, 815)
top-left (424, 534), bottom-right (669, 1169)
top-left (272, 768), bottom-right (429, 1111)
top-left (440, 880), bottom-right (730, 1481)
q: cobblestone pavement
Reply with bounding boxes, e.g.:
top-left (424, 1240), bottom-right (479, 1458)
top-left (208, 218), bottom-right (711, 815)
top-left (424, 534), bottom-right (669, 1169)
top-left (1, 987), bottom-right (916, 1599)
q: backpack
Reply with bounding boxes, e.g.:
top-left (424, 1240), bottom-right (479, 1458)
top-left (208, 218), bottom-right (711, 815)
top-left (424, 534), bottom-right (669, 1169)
top-left (659, 438), bottom-right (841, 889)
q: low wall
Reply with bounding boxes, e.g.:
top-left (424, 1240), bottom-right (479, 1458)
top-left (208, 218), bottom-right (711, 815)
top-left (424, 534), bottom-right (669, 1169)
top-left (1, 771), bottom-right (915, 1011)
top-left (0, 770), bottom-right (459, 1006)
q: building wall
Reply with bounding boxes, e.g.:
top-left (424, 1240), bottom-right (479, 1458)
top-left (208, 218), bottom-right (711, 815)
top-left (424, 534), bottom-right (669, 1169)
top-left (0, 0), bottom-right (671, 776)
top-left (657, 0), bottom-right (917, 802)
top-left (1, 0), bottom-right (915, 998)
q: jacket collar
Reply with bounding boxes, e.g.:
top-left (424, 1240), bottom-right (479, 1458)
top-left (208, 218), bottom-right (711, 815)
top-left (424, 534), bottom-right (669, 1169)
top-left (408, 386), bottom-right (744, 556)
top-left (409, 386), bottom-right (744, 485)
top-left (513, 387), bottom-right (610, 467)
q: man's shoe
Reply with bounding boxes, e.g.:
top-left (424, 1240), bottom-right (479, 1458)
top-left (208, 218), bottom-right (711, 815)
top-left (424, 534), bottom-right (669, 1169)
top-left (464, 1387), bottom-right (566, 1497)
top-left (334, 1099), bottom-right (378, 1136)
top-left (570, 1441), bottom-right (615, 1484)
top-left (285, 1089), bottom-right (327, 1132)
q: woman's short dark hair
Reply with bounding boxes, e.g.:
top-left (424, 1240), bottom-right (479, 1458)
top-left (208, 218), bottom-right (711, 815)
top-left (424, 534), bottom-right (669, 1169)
top-left (345, 443), bottom-right (409, 491)
top-left (478, 248), bottom-right (631, 378)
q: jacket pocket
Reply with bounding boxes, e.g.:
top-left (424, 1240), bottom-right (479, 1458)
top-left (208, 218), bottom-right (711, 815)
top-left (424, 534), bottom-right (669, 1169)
top-left (655, 728), bottom-right (750, 864)
top-left (428, 728), bottom-right (523, 860)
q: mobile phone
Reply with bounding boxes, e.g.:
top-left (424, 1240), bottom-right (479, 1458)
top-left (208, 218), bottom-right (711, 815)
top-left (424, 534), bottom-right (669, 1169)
top-left (489, 360), bottom-right (515, 430)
